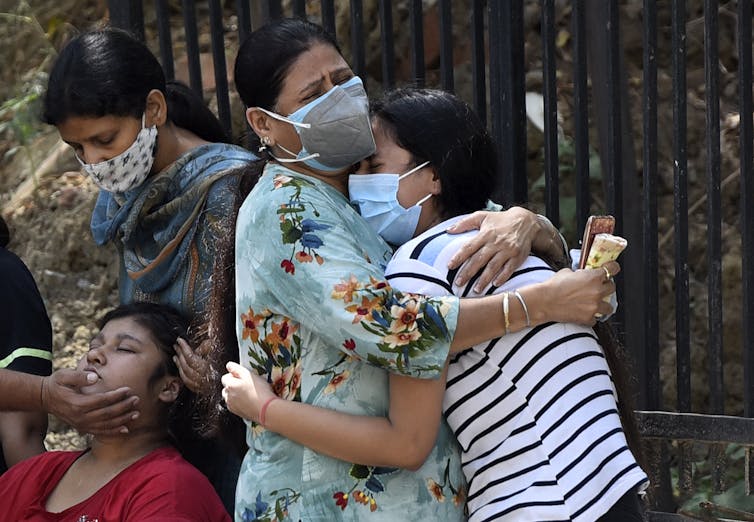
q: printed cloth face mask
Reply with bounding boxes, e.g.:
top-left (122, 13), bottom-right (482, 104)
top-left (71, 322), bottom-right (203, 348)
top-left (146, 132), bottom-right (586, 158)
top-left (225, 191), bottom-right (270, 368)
top-left (348, 161), bottom-right (432, 246)
top-left (256, 76), bottom-right (376, 172)
top-left (76, 114), bottom-right (158, 193)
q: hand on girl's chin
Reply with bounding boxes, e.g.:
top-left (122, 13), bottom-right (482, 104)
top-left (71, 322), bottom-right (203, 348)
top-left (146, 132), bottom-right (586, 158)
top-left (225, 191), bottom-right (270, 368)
top-left (79, 371), bottom-right (103, 394)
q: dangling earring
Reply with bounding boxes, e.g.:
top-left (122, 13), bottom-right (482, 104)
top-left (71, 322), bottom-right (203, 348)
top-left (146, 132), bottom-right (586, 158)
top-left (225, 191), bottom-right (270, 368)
top-left (259, 135), bottom-right (272, 153)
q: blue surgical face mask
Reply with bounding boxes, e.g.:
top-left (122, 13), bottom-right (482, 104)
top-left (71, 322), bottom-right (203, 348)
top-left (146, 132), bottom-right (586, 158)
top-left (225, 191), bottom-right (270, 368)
top-left (348, 161), bottom-right (432, 246)
top-left (256, 76), bottom-right (375, 172)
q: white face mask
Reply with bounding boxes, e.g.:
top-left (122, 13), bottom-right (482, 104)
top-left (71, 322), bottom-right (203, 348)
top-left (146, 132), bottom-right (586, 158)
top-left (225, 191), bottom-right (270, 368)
top-left (76, 114), bottom-right (158, 193)
top-left (348, 161), bottom-right (432, 246)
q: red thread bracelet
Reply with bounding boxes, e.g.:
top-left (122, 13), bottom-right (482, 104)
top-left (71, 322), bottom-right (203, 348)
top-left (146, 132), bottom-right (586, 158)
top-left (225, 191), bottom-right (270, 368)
top-left (259, 396), bottom-right (279, 426)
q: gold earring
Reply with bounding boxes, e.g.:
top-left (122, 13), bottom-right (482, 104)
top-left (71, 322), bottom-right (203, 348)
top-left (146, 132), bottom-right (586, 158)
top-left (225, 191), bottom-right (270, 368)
top-left (259, 135), bottom-right (272, 152)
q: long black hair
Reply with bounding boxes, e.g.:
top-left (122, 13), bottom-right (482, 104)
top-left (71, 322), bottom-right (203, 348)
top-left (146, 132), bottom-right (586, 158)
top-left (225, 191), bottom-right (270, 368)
top-left (43, 27), bottom-right (228, 143)
top-left (196, 17), bottom-right (343, 441)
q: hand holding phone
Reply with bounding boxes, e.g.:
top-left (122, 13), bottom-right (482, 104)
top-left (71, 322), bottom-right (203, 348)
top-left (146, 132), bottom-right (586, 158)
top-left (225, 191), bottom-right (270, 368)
top-left (578, 216), bottom-right (627, 319)
top-left (583, 233), bottom-right (627, 270)
top-left (579, 215), bottom-right (616, 269)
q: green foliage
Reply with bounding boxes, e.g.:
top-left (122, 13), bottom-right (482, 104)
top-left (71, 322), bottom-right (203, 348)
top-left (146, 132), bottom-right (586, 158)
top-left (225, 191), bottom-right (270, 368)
top-left (0, 85), bottom-right (44, 147)
top-left (0, 7), bottom-right (58, 168)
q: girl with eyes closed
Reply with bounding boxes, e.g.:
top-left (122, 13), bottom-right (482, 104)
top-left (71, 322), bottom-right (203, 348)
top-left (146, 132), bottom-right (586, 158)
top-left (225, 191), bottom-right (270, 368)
top-left (0, 302), bottom-right (230, 522)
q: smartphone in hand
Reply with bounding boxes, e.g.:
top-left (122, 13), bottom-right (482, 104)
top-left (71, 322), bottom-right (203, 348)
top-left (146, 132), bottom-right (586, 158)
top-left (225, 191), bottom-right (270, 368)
top-left (579, 215), bottom-right (616, 269)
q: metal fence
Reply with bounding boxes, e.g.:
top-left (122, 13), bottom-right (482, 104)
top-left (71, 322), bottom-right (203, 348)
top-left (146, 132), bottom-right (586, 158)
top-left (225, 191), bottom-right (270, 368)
top-left (109, 0), bottom-right (754, 517)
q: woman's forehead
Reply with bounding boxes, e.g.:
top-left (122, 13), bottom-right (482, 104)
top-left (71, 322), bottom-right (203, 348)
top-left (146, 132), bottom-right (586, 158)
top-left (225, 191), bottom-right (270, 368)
top-left (279, 43), bottom-right (351, 93)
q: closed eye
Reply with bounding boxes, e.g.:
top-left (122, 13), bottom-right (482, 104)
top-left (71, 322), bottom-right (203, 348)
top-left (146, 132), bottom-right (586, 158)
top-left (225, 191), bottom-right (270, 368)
top-left (334, 73), bottom-right (354, 85)
top-left (301, 91), bottom-right (321, 103)
top-left (94, 137), bottom-right (115, 146)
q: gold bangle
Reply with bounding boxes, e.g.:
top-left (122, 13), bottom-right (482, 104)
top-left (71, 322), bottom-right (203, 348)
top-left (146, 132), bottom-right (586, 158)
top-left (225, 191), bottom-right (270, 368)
top-left (503, 292), bottom-right (510, 335)
top-left (512, 290), bottom-right (531, 327)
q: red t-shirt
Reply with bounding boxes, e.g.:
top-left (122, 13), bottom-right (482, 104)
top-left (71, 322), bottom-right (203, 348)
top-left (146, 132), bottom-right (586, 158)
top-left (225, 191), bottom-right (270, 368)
top-left (0, 446), bottom-right (231, 521)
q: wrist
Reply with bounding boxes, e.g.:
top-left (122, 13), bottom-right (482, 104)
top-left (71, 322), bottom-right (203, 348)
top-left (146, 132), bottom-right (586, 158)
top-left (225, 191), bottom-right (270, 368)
top-left (259, 395), bottom-right (280, 427)
top-left (518, 283), bottom-right (549, 326)
top-left (39, 376), bottom-right (50, 413)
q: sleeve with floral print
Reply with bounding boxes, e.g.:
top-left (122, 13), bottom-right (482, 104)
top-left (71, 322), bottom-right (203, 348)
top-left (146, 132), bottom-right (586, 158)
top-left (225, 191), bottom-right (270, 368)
top-left (235, 171), bottom-right (459, 379)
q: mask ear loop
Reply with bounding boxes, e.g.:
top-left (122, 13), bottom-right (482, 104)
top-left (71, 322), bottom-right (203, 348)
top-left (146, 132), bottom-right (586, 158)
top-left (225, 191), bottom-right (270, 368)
top-left (272, 143), bottom-right (320, 164)
top-left (397, 161), bottom-right (433, 208)
top-left (255, 107), bottom-right (312, 129)
top-left (398, 160), bottom-right (431, 180)
top-left (253, 107), bottom-right (319, 164)
top-left (413, 193), bottom-right (433, 208)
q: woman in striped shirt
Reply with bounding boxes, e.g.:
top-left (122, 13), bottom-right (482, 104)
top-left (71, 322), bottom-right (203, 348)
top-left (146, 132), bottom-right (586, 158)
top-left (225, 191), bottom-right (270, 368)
top-left (222, 88), bottom-right (645, 521)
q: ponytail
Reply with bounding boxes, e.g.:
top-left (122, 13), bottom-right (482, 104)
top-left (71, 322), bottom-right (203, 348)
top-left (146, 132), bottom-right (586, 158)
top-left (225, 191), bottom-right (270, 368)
top-left (165, 80), bottom-right (229, 143)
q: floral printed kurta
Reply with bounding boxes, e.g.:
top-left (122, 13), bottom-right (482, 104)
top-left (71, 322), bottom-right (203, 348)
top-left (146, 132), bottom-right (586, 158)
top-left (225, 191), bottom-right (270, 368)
top-left (234, 163), bottom-right (465, 521)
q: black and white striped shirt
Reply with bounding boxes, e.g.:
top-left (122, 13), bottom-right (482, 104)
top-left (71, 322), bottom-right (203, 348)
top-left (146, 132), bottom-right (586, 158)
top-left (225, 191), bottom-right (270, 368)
top-left (385, 216), bottom-right (648, 522)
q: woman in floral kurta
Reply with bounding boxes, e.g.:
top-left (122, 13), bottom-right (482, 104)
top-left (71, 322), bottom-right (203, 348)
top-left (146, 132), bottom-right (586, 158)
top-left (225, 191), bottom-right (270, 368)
top-left (234, 162), bottom-right (465, 520)
top-left (230, 18), bottom-right (618, 522)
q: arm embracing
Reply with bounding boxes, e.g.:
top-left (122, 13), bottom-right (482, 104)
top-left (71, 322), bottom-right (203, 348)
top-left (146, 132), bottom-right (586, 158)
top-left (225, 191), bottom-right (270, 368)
top-left (450, 262), bottom-right (621, 352)
top-left (446, 207), bottom-right (570, 290)
top-left (222, 361), bottom-right (447, 470)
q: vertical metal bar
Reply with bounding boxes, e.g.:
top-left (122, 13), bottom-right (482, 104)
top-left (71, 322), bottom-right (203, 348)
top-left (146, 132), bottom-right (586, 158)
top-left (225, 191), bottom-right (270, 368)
top-left (738, 0), bottom-right (754, 496)
top-left (350, 0), bottom-right (367, 83)
top-left (672, 0), bottom-right (690, 414)
top-left (379, 0), bottom-right (395, 90)
top-left (605, 0), bottom-right (622, 232)
top-left (639, 4), bottom-right (674, 508)
top-left (498, 0), bottom-right (527, 205)
top-left (236, 0), bottom-right (252, 43)
top-left (108, 0), bottom-right (145, 41)
top-left (704, 0), bottom-right (723, 417)
top-left (181, 0), bottom-right (203, 95)
top-left (642, 0), bottom-right (659, 412)
top-left (262, 0), bottom-right (283, 21)
top-left (209, 0), bottom-right (232, 139)
top-left (488, 2), bottom-right (505, 202)
top-left (438, 0), bottom-right (454, 92)
top-left (587, 0), bottom-right (644, 400)
top-left (572, 0), bottom-right (589, 232)
top-left (321, 0), bottom-right (336, 38)
top-left (605, 0), bottom-right (624, 331)
top-left (155, 0), bottom-right (175, 80)
top-left (235, 0), bottom-right (253, 148)
top-left (541, 0), bottom-right (559, 227)
top-left (292, 0), bottom-right (306, 18)
top-left (470, 0), bottom-right (486, 124)
top-left (409, 0), bottom-right (425, 88)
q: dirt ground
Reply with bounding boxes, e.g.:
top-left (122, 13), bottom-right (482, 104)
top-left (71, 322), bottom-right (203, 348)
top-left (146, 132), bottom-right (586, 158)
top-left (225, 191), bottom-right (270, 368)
top-left (0, 0), bottom-right (749, 473)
